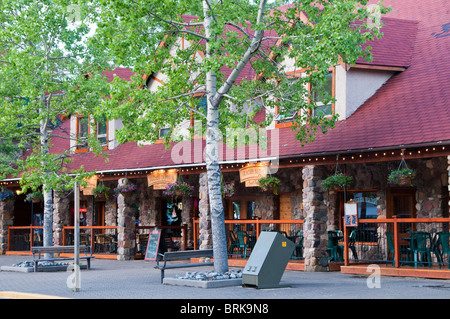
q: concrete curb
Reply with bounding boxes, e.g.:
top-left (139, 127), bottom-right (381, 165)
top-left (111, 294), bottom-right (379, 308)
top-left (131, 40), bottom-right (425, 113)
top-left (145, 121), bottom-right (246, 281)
top-left (163, 277), bottom-right (242, 288)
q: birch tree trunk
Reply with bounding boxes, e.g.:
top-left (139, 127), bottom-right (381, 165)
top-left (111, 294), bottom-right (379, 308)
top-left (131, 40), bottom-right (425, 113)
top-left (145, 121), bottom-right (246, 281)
top-left (40, 108), bottom-right (53, 258)
top-left (202, 0), bottom-right (268, 272)
top-left (203, 0), bottom-right (228, 273)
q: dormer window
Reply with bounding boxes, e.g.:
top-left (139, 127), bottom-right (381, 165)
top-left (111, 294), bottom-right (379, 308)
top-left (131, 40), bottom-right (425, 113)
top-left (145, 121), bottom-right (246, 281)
top-left (275, 110), bottom-right (297, 122)
top-left (96, 117), bottom-right (108, 147)
top-left (76, 116), bottom-right (89, 152)
top-left (75, 115), bottom-right (109, 152)
top-left (159, 127), bottom-right (171, 139)
top-left (311, 71), bottom-right (334, 117)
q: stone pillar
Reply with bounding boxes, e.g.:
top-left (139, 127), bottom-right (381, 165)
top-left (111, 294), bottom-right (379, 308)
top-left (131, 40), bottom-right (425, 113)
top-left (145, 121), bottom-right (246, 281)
top-left (198, 173), bottom-right (212, 250)
top-left (138, 187), bottom-right (158, 228)
top-left (302, 165), bottom-right (328, 272)
top-left (116, 178), bottom-right (137, 260)
top-left (53, 195), bottom-right (70, 246)
top-left (0, 200), bottom-right (14, 254)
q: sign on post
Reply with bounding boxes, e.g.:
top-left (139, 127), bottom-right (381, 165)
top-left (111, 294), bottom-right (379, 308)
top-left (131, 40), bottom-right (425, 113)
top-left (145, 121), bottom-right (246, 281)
top-left (144, 228), bottom-right (162, 261)
top-left (344, 202), bottom-right (358, 227)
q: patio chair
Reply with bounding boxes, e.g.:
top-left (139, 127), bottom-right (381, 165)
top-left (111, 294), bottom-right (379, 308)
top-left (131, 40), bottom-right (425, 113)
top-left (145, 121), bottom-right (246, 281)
top-left (410, 231), bottom-right (432, 268)
top-left (438, 232), bottom-right (450, 270)
top-left (387, 232), bottom-right (413, 266)
top-left (236, 230), bottom-right (250, 258)
top-left (328, 231), bottom-right (343, 262)
top-left (349, 230), bottom-right (358, 260)
top-left (291, 230), bottom-right (303, 259)
top-left (386, 232), bottom-right (396, 266)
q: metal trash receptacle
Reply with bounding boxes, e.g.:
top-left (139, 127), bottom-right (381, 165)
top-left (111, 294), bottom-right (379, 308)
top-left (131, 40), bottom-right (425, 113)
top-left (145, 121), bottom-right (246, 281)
top-left (242, 231), bottom-right (295, 289)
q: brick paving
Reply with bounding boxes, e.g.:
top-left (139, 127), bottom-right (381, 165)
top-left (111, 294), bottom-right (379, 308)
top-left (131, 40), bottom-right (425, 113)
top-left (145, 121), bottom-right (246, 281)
top-left (1, 255), bottom-right (450, 301)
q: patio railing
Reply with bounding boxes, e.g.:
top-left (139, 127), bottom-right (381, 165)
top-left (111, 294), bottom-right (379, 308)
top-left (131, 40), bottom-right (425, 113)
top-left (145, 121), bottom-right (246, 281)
top-left (193, 219), bottom-right (304, 259)
top-left (7, 226), bottom-right (43, 251)
top-left (7, 224), bottom-right (187, 257)
top-left (342, 217), bottom-right (450, 269)
top-left (8, 217), bottom-right (450, 270)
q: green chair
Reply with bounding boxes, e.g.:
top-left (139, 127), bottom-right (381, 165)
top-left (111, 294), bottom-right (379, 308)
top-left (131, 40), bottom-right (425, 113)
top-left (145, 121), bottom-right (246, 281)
top-left (386, 232), bottom-right (412, 266)
top-left (327, 231), bottom-right (343, 262)
top-left (349, 230), bottom-right (358, 261)
top-left (438, 232), bottom-right (450, 269)
top-left (236, 230), bottom-right (250, 258)
top-left (410, 231), bottom-right (432, 268)
top-left (292, 230), bottom-right (303, 259)
top-left (386, 232), bottom-right (396, 266)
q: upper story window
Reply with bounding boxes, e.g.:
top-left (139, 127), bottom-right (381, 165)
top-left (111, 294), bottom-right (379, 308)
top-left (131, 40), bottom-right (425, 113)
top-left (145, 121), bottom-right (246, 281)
top-left (76, 116), bottom-right (89, 152)
top-left (274, 69), bottom-right (334, 128)
top-left (159, 127), bottom-right (171, 139)
top-left (311, 71), bottom-right (334, 117)
top-left (96, 117), bottom-right (108, 146)
top-left (75, 115), bottom-right (108, 152)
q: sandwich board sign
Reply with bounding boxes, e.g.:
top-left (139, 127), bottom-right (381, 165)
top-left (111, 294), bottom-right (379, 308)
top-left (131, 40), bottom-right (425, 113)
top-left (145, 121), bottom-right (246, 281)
top-left (144, 228), bottom-right (162, 261)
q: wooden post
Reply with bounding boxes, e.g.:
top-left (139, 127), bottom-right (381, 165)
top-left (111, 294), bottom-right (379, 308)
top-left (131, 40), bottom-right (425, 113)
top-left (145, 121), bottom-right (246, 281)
top-left (193, 218), bottom-right (198, 250)
top-left (343, 220), bottom-right (349, 266)
top-left (182, 224), bottom-right (187, 250)
top-left (256, 219), bottom-right (261, 240)
top-left (29, 225), bottom-right (33, 252)
top-left (393, 216), bottom-right (400, 268)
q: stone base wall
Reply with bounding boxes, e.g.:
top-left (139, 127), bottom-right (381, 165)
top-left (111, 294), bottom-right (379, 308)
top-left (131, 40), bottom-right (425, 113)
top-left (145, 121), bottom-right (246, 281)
top-left (116, 178), bottom-right (137, 260)
top-left (0, 200), bottom-right (14, 254)
top-left (302, 165), bottom-right (328, 272)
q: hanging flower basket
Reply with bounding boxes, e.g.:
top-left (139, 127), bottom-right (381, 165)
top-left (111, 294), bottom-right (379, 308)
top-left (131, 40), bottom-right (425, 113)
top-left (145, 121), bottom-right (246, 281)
top-left (93, 182), bottom-right (111, 199)
top-left (258, 176), bottom-right (281, 195)
top-left (388, 153), bottom-right (415, 187)
top-left (0, 190), bottom-right (14, 202)
top-left (113, 181), bottom-right (137, 197)
top-left (388, 168), bottom-right (416, 187)
top-left (322, 173), bottom-right (353, 191)
top-left (221, 182), bottom-right (235, 199)
top-left (25, 191), bottom-right (43, 203)
top-left (163, 181), bottom-right (194, 198)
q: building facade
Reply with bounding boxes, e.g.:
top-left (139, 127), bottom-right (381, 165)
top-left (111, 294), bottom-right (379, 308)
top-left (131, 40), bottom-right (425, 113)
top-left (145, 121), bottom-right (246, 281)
top-left (1, 0), bottom-right (449, 272)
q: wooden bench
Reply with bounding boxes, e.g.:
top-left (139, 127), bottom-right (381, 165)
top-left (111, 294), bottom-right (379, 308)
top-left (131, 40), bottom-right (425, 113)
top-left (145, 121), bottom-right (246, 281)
top-left (154, 249), bottom-right (214, 283)
top-left (31, 245), bottom-right (94, 272)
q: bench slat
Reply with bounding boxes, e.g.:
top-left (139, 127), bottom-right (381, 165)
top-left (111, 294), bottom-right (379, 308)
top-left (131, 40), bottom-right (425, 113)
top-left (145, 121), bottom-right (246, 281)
top-left (32, 245), bottom-right (90, 252)
top-left (163, 249), bottom-right (213, 261)
top-left (155, 262), bottom-right (214, 270)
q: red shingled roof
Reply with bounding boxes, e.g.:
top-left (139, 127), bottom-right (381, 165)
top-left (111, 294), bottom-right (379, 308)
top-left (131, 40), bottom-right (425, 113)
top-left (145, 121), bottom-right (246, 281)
top-left (355, 17), bottom-right (418, 67)
top-left (102, 67), bottom-right (135, 83)
top-left (277, 0), bottom-right (450, 157)
top-left (50, 0), bottom-right (450, 173)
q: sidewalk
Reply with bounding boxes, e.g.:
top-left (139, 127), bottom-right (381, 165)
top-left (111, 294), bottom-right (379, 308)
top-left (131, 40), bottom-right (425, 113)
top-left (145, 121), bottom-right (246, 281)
top-left (1, 255), bottom-right (449, 300)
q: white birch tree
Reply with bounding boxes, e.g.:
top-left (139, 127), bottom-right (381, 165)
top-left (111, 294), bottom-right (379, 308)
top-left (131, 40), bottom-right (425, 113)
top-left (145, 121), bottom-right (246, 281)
top-left (91, 0), bottom-right (389, 272)
top-left (0, 0), bottom-right (108, 252)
